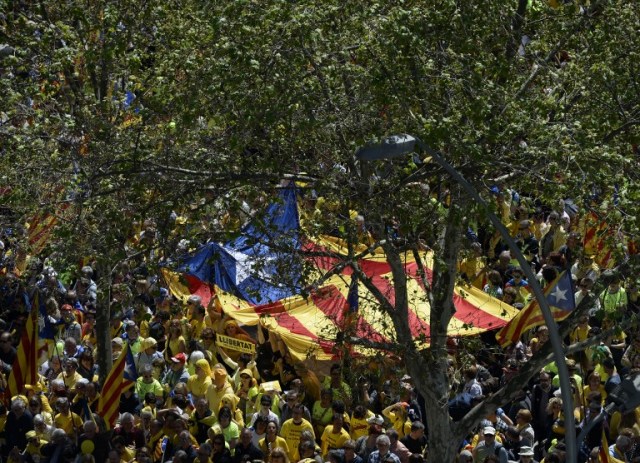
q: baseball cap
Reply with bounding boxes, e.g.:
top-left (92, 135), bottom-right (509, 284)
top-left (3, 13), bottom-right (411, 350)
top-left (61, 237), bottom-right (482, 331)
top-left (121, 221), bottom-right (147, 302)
top-left (171, 353), bottom-right (187, 364)
top-left (366, 414), bottom-right (384, 426)
top-left (483, 426), bottom-right (496, 435)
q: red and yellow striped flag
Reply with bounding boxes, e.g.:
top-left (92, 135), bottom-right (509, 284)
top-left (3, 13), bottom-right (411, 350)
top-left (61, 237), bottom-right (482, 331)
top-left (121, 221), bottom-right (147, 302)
top-left (599, 428), bottom-right (609, 462)
top-left (496, 271), bottom-right (575, 347)
top-left (96, 343), bottom-right (134, 429)
top-left (7, 293), bottom-right (40, 398)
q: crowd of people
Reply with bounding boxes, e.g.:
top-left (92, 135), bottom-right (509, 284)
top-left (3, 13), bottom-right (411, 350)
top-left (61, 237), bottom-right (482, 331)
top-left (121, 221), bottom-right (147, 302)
top-left (0, 188), bottom-right (637, 463)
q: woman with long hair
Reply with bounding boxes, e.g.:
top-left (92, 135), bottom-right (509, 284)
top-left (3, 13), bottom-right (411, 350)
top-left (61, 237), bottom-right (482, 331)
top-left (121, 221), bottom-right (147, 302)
top-left (236, 369), bottom-right (259, 422)
top-left (259, 420), bottom-right (289, 462)
top-left (164, 319), bottom-right (187, 362)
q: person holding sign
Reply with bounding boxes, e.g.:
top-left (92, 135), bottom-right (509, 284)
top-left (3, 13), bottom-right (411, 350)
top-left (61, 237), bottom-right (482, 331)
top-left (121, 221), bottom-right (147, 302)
top-left (218, 320), bottom-right (256, 362)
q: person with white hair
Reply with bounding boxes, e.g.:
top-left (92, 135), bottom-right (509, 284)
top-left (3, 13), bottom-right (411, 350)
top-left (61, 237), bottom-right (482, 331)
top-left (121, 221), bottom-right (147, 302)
top-left (33, 413), bottom-right (55, 441)
top-left (6, 397), bottom-right (33, 452)
top-left (367, 435), bottom-right (400, 463)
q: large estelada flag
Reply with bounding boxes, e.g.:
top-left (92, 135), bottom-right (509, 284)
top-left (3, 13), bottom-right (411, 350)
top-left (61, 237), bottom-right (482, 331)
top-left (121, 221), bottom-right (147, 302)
top-left (164, 185), bottom-right (518, 360)
top-left (7, 292), bottom-right (40, 398)
top-left (496, 271), bottom-right (575, 347)
top-left (96, 343), bottom-right (137, 429)
top-left (217, 235), bottom-right (518, 360)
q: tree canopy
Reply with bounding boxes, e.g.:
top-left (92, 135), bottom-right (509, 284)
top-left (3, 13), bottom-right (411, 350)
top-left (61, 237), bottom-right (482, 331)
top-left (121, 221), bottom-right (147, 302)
top-left (2, 0), bottom-right (640, 460)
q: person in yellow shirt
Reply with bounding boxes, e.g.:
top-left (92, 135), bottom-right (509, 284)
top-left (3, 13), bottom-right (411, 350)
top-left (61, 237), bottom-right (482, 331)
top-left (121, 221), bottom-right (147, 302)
top-left (189, 304), bottom-right (207, 342)
top-left (53, 397), bottom-right (83, 438)
top-left (206, 366), bottom-right (234, 413)
top-left (57, 358), bottom-right (83, 392)
top-left (280, 403), bottom-right (315, 462)
top-left (187, 359), bottom-right (213, 401)
top-left (259, 420), bottom-right (289, 462)
top-left (350, 405), bottom-right (374, 440)
top-left (320, 414), bottom-right (350, 459)
top-left (24, 430), bottom-right (48, 461)
top-left (381, 402), bottom-right (411, 439)
top-left (458, 242), bottom-right (487, 289)
top-left (583, 371), bottom-right (607, 405)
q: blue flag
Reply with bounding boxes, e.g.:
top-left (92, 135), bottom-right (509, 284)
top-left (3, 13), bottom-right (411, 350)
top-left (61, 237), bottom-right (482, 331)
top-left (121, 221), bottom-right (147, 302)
top-left (124, 345), bottom-right (138, 382)
top-left (176, 183), bottom-right (301, 304)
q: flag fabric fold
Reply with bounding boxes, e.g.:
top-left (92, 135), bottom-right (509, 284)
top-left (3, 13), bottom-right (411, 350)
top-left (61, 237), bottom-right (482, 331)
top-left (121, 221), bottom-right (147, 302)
top-left (97, 343), bottom-right (135, 429)
top-left (169, 183), bottom-right (301, 306)
top-left (7, 292), bottom-right (40, 398)
top-left (496, 271), bottom-right (575, 347)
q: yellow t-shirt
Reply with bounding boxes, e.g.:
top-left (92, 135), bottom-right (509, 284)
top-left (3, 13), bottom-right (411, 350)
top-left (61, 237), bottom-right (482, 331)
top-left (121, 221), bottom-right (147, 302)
top-left (54, 411), bottom-right (83, 435)
top-left (350, 412), bottom-right (373, 441)
top-left (280, 418), bottom-right (315, 462)
top-left (320, 426), bottom-right (350, 458)
top-left (187, 374), bottom-right (212, 399)
top-left (259, 436), bottom-right (289, 461)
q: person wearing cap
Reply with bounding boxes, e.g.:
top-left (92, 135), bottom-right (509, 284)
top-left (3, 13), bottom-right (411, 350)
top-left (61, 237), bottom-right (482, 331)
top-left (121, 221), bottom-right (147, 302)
top-left (162, 352), bottom-right (191, 390)
top-left (354, 415), bottom-right (384, 463)
top-left (549, 358), bottom-right (583, 390)
top-left (472, 426), bottom-right (508, 463)
top-left (206, 364), bottom-right (234, 413)
top-left (136, 336), bottom-right (163, 372)
top-left (236, 368), bottom-right (259, 420)
top-left (381, 402), bottom-right (411, 439)
top-left (517, 446), bottom-right (537, 463)
top-left (136, 365), bottom-right (165, 402)
top-left (23, 429), bottom-right (48, 462)
top-left (111, 336), bottom-right (124, 361)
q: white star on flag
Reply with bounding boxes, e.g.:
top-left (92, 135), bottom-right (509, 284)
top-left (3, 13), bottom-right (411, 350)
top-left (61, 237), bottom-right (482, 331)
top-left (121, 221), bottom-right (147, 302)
top-left (550, 286), bottom-right (567, 304)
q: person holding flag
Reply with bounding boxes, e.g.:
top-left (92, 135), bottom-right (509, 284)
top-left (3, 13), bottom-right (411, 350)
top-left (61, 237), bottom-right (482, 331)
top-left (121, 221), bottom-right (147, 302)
top-left (496, 270), bottom-right (576, 348)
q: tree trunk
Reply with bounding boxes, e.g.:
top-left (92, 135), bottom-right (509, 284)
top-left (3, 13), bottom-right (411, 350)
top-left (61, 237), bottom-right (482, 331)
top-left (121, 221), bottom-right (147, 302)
top-left (419, 197), bottom-right (464, 462)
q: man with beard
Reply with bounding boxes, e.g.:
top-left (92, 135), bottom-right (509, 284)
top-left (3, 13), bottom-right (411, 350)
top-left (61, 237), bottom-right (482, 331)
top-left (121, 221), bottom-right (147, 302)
top-left (354, 415), bottom-right (385, 463)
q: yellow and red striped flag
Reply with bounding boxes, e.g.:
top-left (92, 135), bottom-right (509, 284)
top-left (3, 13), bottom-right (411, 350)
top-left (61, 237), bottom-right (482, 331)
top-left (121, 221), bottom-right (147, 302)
top-left (7, 292), bottom-right (40, 398)
top-left (96, 343), bottom-right (135, 429)
top-left (496, 271), bottom-right (575, 347)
